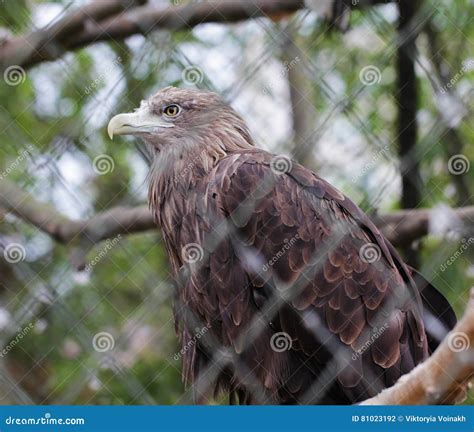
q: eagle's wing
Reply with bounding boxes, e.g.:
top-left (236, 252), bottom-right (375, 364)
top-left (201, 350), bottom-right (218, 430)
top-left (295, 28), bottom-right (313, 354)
top-left (181, 150), bottom-right (431, 404)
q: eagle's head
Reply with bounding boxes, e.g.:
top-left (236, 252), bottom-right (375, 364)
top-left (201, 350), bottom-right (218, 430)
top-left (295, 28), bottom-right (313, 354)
top-left (108, 86), bottom-right (254, 205)
top-left (107, 86), bottom-right (254, 158)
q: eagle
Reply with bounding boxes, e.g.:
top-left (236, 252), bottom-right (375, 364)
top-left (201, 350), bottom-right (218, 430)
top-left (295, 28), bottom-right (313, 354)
top-left (107, 87), bottom-right (455, 404)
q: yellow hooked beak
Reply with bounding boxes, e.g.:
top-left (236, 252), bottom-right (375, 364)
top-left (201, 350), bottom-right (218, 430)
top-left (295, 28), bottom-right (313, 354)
top-left (107, 103), bottom-right (174, 139)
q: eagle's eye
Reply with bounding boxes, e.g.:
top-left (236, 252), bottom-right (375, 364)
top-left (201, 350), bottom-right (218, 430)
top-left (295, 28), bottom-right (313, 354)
top-left (163, 104), bottom-right (181, 118)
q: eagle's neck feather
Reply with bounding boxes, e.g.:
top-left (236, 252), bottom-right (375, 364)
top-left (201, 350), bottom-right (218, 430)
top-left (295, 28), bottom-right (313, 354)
top-left (147, 127), bottom-right (253, 226)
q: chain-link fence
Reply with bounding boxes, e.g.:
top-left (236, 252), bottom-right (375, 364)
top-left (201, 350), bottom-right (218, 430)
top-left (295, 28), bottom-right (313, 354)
top-left (0, 0), bottom-right (472, 405)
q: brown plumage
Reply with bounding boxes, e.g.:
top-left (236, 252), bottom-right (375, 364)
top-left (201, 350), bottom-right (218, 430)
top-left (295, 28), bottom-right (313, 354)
top-left (108, 87), bottom-right (456, 404)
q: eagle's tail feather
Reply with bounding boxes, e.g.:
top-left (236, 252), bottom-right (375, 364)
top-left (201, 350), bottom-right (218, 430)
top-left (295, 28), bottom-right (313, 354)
top-left (409, 267), bottom-right (457, 353)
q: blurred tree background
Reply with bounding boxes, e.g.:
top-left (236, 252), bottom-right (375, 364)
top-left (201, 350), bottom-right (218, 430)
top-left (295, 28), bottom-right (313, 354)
top-left (0, 0), bottom-right (472, 404)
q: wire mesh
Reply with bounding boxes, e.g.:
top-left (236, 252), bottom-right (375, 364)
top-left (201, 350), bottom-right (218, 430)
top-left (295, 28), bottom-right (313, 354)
top-left (0, 0), bottom-right (472, 405)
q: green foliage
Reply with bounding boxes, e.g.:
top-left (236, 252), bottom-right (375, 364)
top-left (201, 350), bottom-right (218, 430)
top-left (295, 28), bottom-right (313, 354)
top-left (0, 0), bottom-right (472, 406)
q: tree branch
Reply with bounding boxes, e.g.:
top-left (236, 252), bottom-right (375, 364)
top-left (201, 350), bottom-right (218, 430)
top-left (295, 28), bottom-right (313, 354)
top-left (373, 206), bottom-right (474, 247)
top-left (0, 178), bottom-right (153, 268)
top-left (0, 0), bottom-right (399, 72)
top-left (0, 0), bottom-right (305, 72)
top-left (1, 178), bottom-right (473, 268)
top-left (362, 287), bottom-right (474, 405)
top-left (0, 0), bottom-right (137, 72)
top-left (0, 177), bottom-right (82, 243)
